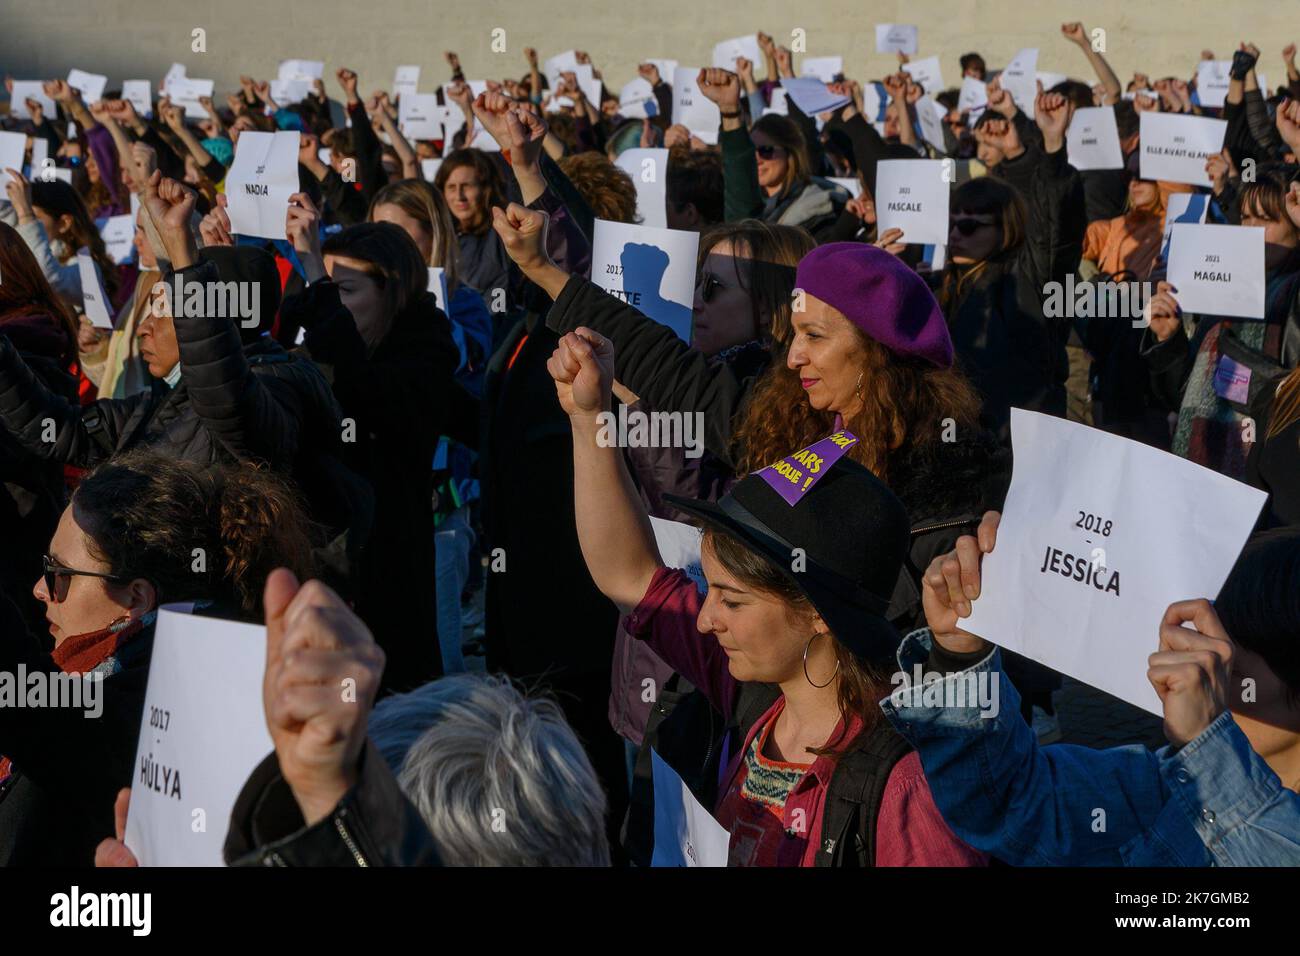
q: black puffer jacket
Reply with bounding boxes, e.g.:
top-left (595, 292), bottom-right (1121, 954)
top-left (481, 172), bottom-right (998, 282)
top-left (0, 258), bottom-right (345, 474)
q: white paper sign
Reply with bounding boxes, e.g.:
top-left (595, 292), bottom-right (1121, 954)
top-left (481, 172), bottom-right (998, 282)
top-left (0, 131), bottom-right (27, 189)
top-left (277, 59), bottom-right (324, 82)
top-left (962, 409), bottom-right (1267, 716)
top-left (711, 35), bottom-right (762, 72)
top-left (1000, 49), bottom-right (1039, 119)
top-left (800, 57), bottom-right (843, 83)
top-left (650, 749), bottom-right (729, 867)
top-left (645, 59), bottom-right (679, 85)
top-left (121, 80), bottom-right (153, 118)
top-left (167, 78), bottom-right (214, 119)
top-left (1139, 112), bottom-right (1228, 187)
top-left (875, 24), bottom-right (919, 55)
top-left (618, 77), bottom-right (658, 119)
top-left (394, 65), bottom-right (420, 100)
top-left (650, 517), bottom-right (705, 592)
top-left (427, 266), bottom-right (449, 312)
top-left (829, 176), bottom-right (863, 198)
top-left (573, 64), bottom-right (603, 111)
top-left (615, 148), bottom-right (669, 228)
top-left (958, 76), bottom-right (989, 118)
top-left (875, 159), bottom-right (950, 246)
top-left (764, 87), bottom-right (790, 117)
top-left (1066, 107), bottom-right (1124, 171)
top-left (225, 131), bottom-right (300, 240)
top-left (28, 136), bottom-right (48, 178)
top-left (67, 69), bottom-right (108, 105)
top-left (99, 214), bottom-right (135, 265)
top-left (544, 50), bottom-right (581, 88)
top-left (591, 219), bottom-right (699, 342)
top-left (672, 68), bottom-right (720, 145)
top-left (163, 62), bottom-right (187, 87)
top-left (270, 78), bottom-right (312, 106)
top-left (420, 158), bottom-right (442, 183)
top-left (1195, 60), bottom-right (1232, 109)
top-left (1036, 72), bottom-right (1069, 92)
top-left (399, 93), bottom-right (441, 141)
top-left (123, 607), bottom-right (273, 866)
top-left (9, 81), bottom-right (56, 120)
top-left (902, 56), bottom-right (945, 96)
top-left (1167, 223), bottom-right (1266, 320)
top-left (916, 96), bottom-right (948, 151)
top-left (436, 104), bottom-right (465, 145)
top-left (779, 77), bottom-right (850, 117)
top-left (77, 249), bottom-right (114, 329)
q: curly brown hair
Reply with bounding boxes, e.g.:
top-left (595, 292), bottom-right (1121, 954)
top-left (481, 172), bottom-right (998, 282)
top-left (558, 152), bottom-right (638, 223)
top-left (72, 451), bottom-right (317, 617)
top-left (733, 331), bottom-right (982, 483)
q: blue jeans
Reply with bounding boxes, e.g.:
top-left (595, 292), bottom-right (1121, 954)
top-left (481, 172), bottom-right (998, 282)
top-left (434, 506), bottom-right (474, 674)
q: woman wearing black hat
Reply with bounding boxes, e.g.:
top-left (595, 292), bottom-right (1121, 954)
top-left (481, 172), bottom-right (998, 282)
top-left (551, 325), bottom-right (984, 867)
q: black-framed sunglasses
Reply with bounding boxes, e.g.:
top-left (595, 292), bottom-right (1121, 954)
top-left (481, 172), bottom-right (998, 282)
top-left (754, 144), bottom-right (785, 160)
top-left (950, 215), bottom-right (997, 236)
top-left (698, 271), bottom-right (724, 303)
top-left (42, 554), bottom-right (128, 602)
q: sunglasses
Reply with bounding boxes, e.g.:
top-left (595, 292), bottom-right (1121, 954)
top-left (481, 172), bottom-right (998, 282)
top-left (699, 272), bottom-right (724, 303)
top-left (950, 215), bottom-right (997, 236)
top-left (754, 144), bottom-right (785, 160)
top-left (42, 554), bottom-right (128, 603)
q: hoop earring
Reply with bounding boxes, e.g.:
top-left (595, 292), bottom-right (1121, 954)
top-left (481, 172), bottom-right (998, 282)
top-left (803, 632), bottom-right (841, 689)
top-left (854, 371), bottom-right (864, 398)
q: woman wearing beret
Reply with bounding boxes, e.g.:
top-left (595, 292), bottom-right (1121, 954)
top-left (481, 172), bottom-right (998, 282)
top-left (549, 324), bottom-right (986, 867)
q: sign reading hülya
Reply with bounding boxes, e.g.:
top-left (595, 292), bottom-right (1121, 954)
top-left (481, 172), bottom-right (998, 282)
top-left (225, 130), bottom-right (300, 240)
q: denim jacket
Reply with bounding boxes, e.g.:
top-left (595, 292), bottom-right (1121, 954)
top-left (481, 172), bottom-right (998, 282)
top-left (880, 629), bottom-right (1300, 866)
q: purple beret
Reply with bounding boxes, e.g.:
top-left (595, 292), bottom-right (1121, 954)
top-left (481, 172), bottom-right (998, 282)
top-left (795, 243), bottom-right (954, 368)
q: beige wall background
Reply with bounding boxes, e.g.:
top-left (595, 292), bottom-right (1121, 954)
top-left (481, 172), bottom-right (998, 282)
top-left (2, 0), bottom-right (1297, 105)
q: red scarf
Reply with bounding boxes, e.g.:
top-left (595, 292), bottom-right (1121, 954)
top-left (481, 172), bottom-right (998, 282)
top-left (0, 617), bottom-right (146, 783)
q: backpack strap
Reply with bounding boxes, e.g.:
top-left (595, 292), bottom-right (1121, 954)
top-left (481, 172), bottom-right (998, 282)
top-left (814, 719), bottom-right (913, 867)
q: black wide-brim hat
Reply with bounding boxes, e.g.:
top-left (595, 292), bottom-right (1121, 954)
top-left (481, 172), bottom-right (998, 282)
top-left (664, 454), bottom-right (911, 662)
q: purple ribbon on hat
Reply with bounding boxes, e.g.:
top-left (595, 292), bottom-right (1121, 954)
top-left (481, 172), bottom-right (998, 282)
top-left (756, 429), bottom-right (859, 506)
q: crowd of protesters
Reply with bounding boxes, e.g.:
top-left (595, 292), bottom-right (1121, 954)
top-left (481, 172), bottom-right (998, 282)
top-left (1, 20), bottom-right (1298, 868)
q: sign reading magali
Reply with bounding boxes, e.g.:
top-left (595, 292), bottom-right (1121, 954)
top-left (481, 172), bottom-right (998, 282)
top-left (757, 430), bottom-right (858, 506)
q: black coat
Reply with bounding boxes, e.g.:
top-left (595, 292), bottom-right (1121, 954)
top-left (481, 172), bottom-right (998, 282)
top-left (290, 282), bottom-right (461, 692)
top-left (0, 594), bottom-right (153, 866)
top-left (928, 144), bottom-right (1085, 436)
top-left (0, 315), bottom-right (77, 635)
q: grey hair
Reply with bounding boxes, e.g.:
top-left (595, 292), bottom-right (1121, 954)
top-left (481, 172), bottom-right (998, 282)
top-left (367, 674), bottom-right (611, 866)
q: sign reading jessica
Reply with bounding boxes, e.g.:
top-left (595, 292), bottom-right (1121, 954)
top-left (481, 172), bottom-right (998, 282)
top-left (614, 147), bottom-right (668, 228)
top-left (672, 68), bottom-right (720, 145)
top-left (123, 606), bottom-right (273, 866)
top-left (591, 219), bottom-right (698, 342)
top-left (1166, 223), bottom-right (1266, 320)
top-left (961, 409), bottom-right (1266, 716)
top-left (874, 159), bottom-right (951, 246)
top-left (224, 131), bottom-right (301, 240)
top-left (757, 430), bottom-right (858, 506)
top-left (1066, 106), bottom-right (1124, 170)
top-left (1139, 112), bottom-right (1227, 187)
